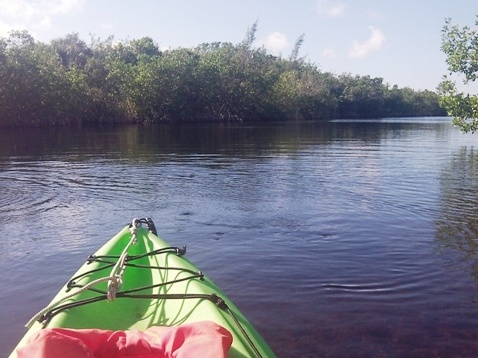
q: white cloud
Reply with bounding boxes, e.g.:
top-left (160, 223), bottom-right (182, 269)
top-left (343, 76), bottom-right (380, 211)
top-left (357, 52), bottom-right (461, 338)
top-left (322, 48), bottom-right (338, 58)
top-left (316, 0), bottom-right (346, 17)
top-left (0, 0), bottom-right (85, 34)
top-left (0, 0), bottom-right (36, 20)
top-left (0, 20), bottom-right (14, 37)
top-left (264, 32), bottom-right (289, 53)
top-left (348, 26), bottom-right (386, 58)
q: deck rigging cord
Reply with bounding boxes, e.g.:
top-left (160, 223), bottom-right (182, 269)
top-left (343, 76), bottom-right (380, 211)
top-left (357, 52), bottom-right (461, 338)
top-left (25, 218), bottom-right (264, 358)
top-left (25, 219), bottom-right (143, 329)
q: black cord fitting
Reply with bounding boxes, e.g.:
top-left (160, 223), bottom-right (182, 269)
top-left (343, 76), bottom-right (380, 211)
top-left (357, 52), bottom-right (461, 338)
top-left (176, 246), bottom-right (187, 256)
top-left (210, 293), bottom-right (228, 310)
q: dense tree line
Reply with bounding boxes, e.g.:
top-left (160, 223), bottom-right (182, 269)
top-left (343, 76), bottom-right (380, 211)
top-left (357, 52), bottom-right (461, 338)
top-left (0, 29), bottom-right (445, 126)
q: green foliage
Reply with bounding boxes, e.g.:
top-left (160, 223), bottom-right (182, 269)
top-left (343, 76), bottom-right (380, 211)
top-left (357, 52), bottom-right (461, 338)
top-left (440, 17), bottom-right (478, 133)
top-left (241, 20), bottom-right (258, 51)
top-left (51, 33), bottom-right (92, 70)
top-left (0, 31), bottom-right (86, 125)
top-left (289, 34), bottom-right (305, 62)
top-left (0, 28), bottom-right (445, 127)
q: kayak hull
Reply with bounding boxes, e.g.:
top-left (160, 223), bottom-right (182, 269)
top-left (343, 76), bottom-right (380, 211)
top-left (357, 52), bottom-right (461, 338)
top-left (10, 220), bottom-right (275, 358)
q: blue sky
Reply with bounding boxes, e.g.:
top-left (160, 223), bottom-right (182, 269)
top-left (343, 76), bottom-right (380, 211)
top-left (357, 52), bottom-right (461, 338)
top-left (0, 0), bottom-right (477, 91)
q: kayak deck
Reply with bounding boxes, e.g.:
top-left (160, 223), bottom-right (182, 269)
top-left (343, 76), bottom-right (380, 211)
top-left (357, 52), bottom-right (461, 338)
top-left (11, 218), bottom-right (275, 358)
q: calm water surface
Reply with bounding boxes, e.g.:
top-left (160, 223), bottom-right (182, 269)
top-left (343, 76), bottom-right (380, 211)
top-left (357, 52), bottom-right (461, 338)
top-left (1, 118), bottom-right (478, 357)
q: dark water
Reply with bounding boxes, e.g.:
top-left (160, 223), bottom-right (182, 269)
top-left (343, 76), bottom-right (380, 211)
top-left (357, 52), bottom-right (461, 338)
top-left (1, 119), bottom-right (478, 357)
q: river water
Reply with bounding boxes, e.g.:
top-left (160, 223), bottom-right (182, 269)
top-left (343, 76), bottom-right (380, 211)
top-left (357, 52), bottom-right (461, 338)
top-left (1, 118), bottom-right (478, 357)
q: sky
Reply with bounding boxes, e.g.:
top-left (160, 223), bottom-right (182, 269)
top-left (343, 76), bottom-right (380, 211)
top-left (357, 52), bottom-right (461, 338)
top-left (0, 0), bottom-right (477, 91)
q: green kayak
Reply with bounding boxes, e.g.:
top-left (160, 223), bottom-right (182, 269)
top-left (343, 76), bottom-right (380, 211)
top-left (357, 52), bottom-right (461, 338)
top-left (10, 218), bottom-right (275, 358)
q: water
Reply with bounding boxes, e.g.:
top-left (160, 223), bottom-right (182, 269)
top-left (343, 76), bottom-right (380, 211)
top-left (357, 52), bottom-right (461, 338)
top-left (1, 118), bottom-right (478, 357)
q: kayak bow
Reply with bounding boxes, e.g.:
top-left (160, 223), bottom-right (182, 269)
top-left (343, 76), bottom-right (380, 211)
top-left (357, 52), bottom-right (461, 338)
top-left (10, 218), bottom-right (275, 358)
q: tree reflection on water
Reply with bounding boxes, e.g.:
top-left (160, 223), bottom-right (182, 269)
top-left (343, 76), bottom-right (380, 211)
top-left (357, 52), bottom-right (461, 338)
top-left (437, 146), bottom-right (478, 281)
